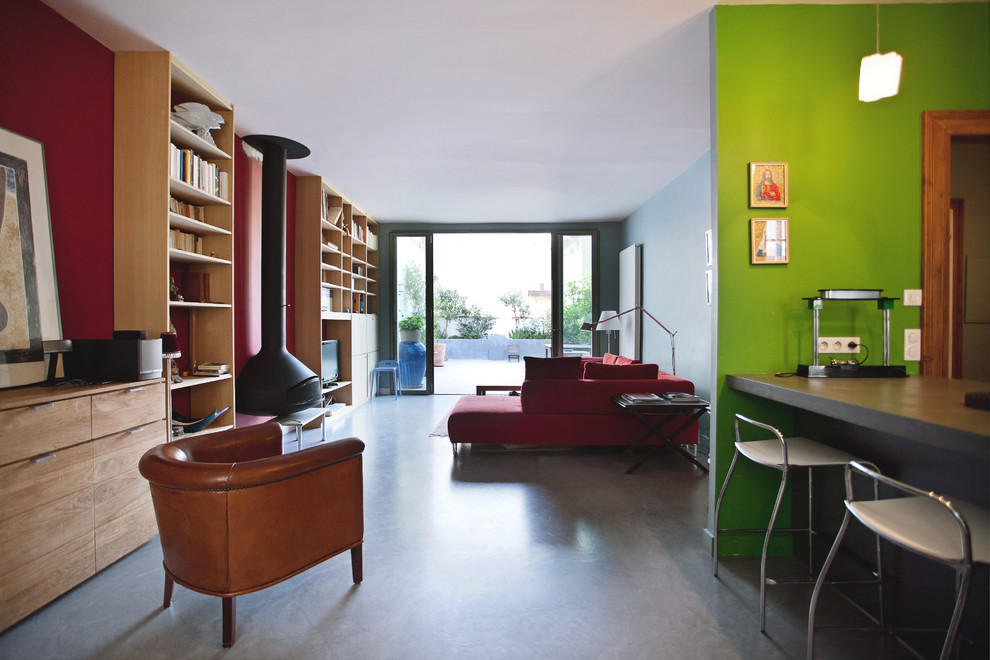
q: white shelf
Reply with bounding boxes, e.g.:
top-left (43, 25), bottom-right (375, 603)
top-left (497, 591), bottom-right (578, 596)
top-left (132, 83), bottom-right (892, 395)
top-left (169, 119), bottom-right (231, 160)
top-left (169, 247), bottom-right (231, 265)
top-left (169, 211), bottom-right (230, 236)
top-left (322, 380), bottom-right (351, 393)
top-left (321, 243), bottom-right (341, 254)
top-left (170, 177), bottom-right (230, 206)
top-left (170, 373), bottom-right (232, 390)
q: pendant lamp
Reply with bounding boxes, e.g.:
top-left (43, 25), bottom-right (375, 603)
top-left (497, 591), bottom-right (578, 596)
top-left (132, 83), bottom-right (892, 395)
top-left (859, 0), bottom-right (902, 102)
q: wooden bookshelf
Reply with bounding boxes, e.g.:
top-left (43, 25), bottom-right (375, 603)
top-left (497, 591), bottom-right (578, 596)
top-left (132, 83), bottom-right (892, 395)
top-left (114, 52), bottom-right (235, 434)
top-left (295, 177), bottom-right (379, 414)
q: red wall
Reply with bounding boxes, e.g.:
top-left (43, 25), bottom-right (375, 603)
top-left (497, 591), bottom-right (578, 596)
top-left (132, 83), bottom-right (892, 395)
top-left (4, 2), bottom-right (304, 426)
top-left (0, 0), bottom-right (114, 340)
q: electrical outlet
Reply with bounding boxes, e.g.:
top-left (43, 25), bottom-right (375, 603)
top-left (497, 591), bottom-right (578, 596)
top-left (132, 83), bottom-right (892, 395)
top-left (904, 329), bottom-right (921, 361)
top-left (904, 289), bottom-right (922, 306)
top-left (817, 337), bottom-right (860, 354)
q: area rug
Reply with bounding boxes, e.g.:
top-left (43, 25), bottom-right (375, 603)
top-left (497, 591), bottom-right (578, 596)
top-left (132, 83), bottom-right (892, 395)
top-left (428, 410), bottom-right (570, 451)
top-left (429, 409), bottom-right (452, 437)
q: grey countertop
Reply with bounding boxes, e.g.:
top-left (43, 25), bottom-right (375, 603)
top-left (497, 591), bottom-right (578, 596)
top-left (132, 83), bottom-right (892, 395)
top-left (726, 374), bottom-right (990, 460)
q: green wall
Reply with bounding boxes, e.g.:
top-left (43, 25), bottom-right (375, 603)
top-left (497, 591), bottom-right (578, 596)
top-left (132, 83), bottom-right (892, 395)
top-left (712, 3), bottom-right (990, 554)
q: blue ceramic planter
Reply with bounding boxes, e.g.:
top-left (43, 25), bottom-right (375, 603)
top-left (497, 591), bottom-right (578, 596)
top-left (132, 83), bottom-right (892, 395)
top-left (399, 334), bottom-right (427, 387)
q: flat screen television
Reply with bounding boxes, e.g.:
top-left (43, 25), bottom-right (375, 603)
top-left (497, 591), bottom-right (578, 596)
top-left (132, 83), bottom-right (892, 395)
top-left (321, 339), bottom-right (339, 385)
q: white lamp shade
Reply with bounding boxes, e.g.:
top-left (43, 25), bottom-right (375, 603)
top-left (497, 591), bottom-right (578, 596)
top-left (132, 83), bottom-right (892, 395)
top-left (859, 52), bottom-right (902, 102)
top-left (597, 310), bottom-right (621, 331)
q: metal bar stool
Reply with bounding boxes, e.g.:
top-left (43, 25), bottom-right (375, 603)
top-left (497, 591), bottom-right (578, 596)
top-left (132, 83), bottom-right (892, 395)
top-left (713, 413), bottom-right (881, 632)
top-left (808, 461), bottom-right (990, 660)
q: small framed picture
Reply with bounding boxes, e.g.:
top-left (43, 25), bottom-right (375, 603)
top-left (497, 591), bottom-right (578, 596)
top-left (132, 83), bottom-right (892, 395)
top-left (749, 161), bottom-right (788, 208)
top-left (751, 218), bottom-right (789, 264)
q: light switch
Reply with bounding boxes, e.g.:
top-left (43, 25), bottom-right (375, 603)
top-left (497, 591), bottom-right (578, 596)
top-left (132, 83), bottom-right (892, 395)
top-left (904, 289), bottom-right (922, 306)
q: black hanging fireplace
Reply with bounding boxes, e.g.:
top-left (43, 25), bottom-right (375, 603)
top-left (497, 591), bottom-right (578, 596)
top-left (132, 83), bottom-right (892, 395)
top-left (236, 135), bottom-right (322, 416)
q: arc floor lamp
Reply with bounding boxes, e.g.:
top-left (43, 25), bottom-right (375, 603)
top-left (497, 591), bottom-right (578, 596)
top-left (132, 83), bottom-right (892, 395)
top-left (581, 306), bottom-right (677, 375)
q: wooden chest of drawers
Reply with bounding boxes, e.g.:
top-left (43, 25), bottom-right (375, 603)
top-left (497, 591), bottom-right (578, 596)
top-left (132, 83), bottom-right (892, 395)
top-left (0, 380), bottom-right (166, 631)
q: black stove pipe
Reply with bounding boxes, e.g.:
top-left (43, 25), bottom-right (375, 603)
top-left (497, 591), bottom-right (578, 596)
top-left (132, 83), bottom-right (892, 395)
top-left (236, 135), bottom-right (322, 416)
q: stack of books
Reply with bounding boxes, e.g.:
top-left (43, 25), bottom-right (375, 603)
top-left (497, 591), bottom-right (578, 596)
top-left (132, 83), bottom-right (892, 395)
top-left (194, 362), bottom-right (229, 377)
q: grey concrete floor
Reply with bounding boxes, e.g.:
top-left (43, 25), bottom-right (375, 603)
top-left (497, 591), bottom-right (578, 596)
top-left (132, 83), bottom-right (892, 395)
top-left (0, 395), bottom-right (928, 659)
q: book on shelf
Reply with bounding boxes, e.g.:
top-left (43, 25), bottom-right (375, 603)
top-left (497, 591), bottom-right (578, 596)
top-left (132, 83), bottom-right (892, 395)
top-left (169, 229), bottom-right (204, 254)
top-left (182, 272), bottom-right (210, 303)
top-left (169, 196), bottom-right (206, 221)
top-left (169, 143), bottom-right (229, 201)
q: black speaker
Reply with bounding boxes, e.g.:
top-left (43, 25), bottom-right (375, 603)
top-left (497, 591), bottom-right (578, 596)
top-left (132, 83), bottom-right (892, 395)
top-left (63, 338), bottom-right (163, 382)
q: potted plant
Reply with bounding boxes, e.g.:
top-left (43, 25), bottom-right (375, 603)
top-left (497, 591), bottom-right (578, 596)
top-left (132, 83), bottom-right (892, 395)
top-left (398, 314), bottom-right (427, 387)
top-left (398, 314), bottom-right (424, 342)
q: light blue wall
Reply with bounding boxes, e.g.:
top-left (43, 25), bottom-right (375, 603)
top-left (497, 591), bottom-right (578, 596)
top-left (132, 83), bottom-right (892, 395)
top-left (621, 151), bottom-right (714, 450)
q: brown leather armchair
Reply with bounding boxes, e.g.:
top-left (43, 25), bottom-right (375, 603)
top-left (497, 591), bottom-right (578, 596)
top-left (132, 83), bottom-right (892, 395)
top-left (138, 422), bottom-right (364, 648)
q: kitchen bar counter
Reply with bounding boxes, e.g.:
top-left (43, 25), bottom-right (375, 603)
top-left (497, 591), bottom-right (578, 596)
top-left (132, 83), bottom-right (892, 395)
top-left (726, 374), bottom-right (989, 460)
top-left (726, 373), bottom-right (989, 655)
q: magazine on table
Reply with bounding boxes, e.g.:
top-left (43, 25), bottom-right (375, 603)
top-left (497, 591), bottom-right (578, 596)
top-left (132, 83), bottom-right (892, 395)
top-left (619, 392), bottom-right (664, 404)
top-left (662, 392), bottom-right (702, 403)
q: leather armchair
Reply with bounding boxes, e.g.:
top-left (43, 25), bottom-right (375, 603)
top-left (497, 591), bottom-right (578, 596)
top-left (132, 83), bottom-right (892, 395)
top-left (138, 422), bottom-right (364, 647)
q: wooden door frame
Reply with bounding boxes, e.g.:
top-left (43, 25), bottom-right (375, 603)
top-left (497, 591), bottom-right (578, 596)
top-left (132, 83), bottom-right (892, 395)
top-left (920, 110), bottom-right (990, 376)
top-left (950, 198), bottom-right (964, 378)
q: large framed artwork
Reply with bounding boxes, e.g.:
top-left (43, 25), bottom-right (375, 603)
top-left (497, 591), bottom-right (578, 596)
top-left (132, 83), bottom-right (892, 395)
top-left (0, 127), bottom-right (61, 388)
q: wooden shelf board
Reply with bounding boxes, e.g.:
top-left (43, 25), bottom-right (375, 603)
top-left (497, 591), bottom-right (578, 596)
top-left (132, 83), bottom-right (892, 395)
top-left (322, 380), bottom-right (352, 393)
top-left (170, 59), bottom-right (231, 110)
top-left (169, 300), bottom-right (232, 310)
top-left (175, 423), bottom-right (234, 439)
top-left (321, 219), bottom-right (344, 232)
top-left (321, 263), bottom-right (341, 273)
top-left (169, 120), bottom-right (231, 160)
top-left (170, 373), bottom-right (232, 390)
top-left (169, 248), bottom-right (231, 265)
top-left (170, 178), bottom-right (231, 206)
top-left (321, 243), bottom-right (341, 254)
top-left (169, 212), bottom-right (230, 236)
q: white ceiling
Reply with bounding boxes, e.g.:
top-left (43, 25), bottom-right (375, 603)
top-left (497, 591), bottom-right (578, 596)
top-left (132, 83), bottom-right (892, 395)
top-left (41, 0), bottom-right (947, 224)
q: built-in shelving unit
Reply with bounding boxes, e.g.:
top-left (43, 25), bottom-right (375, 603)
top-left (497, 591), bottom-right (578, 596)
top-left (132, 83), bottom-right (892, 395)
top-left (296, 177), bottom-right (379, 415)
top-left (114, 52), bottom-right (235, 435)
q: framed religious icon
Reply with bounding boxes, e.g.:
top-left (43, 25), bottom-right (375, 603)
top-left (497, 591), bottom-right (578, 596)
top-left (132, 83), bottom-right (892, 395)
top-left (0, 126), bottom-right (62, 388)
top-left (749, 161), bottom-right (788, 208)
top-left (751, 218), bottom-right (789, 264)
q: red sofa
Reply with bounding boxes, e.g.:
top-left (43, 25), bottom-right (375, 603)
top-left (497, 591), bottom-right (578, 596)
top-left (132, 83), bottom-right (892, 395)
top-left (447, 356), bottom-right (699, 450)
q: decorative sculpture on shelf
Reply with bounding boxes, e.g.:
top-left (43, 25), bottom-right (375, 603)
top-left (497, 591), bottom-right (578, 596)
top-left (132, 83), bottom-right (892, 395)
top-left (171, 102), bottom-right (224, 145)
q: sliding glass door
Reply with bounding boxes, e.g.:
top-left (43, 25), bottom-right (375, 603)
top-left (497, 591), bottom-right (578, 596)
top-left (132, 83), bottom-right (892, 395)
top-left (394, 234), bottom-right (430, 393)
top-left (391, 230), bottom-right (597, 395)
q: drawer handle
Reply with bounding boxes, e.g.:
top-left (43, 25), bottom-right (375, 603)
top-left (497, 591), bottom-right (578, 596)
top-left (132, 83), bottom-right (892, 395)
top-left (30, 403), bottom-right (55, 410)
top-left (127, 426), bottom-right (145, 435)
top-left (31, 453), bottom-right (56, 463)
top-left (126, 387), bottom-right (145, 393)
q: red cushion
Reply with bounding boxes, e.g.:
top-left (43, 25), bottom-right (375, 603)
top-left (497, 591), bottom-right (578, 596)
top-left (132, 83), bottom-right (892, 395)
top-left (602, 353), bottom-right (620, 365)
top-left (614, 355), bottom-right (636, 365)
top-left (583, 362), bottom-right (659, 380)
top-left (523, 356), bottom-right (583, 380)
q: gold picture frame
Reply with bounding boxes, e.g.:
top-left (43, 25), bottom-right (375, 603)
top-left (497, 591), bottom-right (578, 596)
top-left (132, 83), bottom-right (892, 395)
top-left (749, 161), bottom-right (788, 208)
top-left (751, 218), bottom-right (789, 264)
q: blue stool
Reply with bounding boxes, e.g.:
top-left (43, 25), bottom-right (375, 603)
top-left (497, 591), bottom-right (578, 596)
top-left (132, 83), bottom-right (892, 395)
top-left (370, 360), bottom-right (401, 399)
